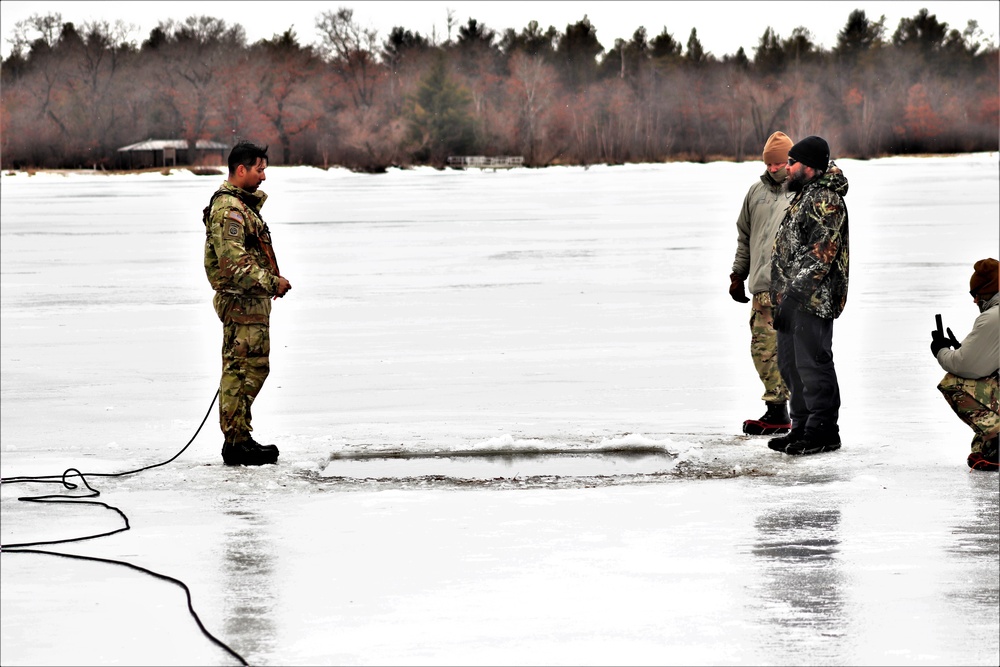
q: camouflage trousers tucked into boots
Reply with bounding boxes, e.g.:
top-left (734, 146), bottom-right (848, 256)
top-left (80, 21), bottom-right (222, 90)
top-left (937, 372), bottom-right (1000, 453)
top-left (750, 292), bottom-right (789, 404)
top-left (214, 293), bottom-right (272, 444)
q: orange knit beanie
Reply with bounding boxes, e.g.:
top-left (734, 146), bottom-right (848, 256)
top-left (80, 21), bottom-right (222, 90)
top-left (762, 131), bottom-right (793, 164)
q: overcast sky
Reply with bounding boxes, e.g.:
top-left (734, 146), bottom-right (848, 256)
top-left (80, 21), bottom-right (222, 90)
top-left (2, 1), bottom-right (998, 59)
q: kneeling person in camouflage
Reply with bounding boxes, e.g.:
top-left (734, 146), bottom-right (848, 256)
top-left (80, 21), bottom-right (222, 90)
top-left (203, 141), bottom-right (292, 465)
top-left (931, 258), bottom-right (999, 471)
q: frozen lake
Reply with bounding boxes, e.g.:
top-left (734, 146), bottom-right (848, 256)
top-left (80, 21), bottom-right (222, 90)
top-left (1, 155), bottom-right (998, 665)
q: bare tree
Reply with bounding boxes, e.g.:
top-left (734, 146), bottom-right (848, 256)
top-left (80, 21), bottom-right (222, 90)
top-left (142, 16), bottom-right (247, 147)
top-left (251, 30), bottom-right (324, 164)
top-left (315, 8), bottom-right (381, 111)
top-left (506, 51), bottom-right (559, 163)
top-left (6, 12), bottom-right (64, 56)
top-left (67, 20), bottom-right (138, 162)
top-left (721, 64), bottom-right (753, 162)
top-left (2, 8), bottom-right (997, 169)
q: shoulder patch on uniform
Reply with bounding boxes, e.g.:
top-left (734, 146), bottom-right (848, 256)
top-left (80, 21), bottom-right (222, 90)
top-left (225, 209), bottom-right (244, 238)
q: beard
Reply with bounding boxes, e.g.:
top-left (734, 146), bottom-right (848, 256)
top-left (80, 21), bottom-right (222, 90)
top-left (785, 169), bottom-right (808, 193)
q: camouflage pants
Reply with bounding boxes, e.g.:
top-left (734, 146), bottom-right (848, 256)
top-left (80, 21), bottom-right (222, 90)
top-left (750, 292), bottom-right (789, 404)
top-left (937, 372), bottom-right (1000, 453)
top-left (214, 293), bottom-right (272, 445)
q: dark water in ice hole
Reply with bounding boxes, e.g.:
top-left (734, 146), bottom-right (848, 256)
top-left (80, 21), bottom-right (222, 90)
top-left (321, 451), bottom-right (678, 479)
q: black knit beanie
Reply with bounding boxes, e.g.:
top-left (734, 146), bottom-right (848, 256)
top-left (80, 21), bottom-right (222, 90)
top-left (788, 135), bottom-right (830, 171)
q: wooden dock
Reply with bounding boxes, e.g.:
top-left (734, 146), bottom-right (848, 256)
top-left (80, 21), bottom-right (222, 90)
top-left (447, 156), bottom-right (524, 171)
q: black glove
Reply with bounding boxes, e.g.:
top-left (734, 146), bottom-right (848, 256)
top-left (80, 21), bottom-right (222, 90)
top-left (729, 272), bottom-right (750, 303)
top-left (772, 296), bottom-right (796, 333)
top-left (930, 327), bottom-right (962, 357)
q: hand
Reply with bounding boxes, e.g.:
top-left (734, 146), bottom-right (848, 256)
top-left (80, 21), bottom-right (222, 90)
top-left (772, 296), bottom-right (796, 333)
top-left (930, 327), bottom-right (961, 357)
top-left (729, 272), bottom-right (750, 303)
top-left (947, 327), bottom-right (962, 349)
top-left (274, 276), bottom-right (292, 299)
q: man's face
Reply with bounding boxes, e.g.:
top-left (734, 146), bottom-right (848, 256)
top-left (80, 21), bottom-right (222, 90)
top-left (236, 158), bottom-right (267, 192)
top-left (766, 160), bottom-right (787, 183)
top-left (785, 159), bottom-right (809, 193)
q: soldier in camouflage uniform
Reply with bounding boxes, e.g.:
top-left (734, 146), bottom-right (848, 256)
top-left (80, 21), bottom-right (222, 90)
top-left (203, 141), bottom-right (292, 466)
top-left (931, 258), bottom-right (999, 471)
top-left (768, 136), bottom-right (849, 456)
top-left (730, 131), bottom-right (794, 436)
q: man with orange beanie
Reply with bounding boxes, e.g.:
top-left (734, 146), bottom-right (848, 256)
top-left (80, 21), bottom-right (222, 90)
top-left (730, 131), bottom-right (794, 436)
top-left (931, 258), bottom-right (1000, 470)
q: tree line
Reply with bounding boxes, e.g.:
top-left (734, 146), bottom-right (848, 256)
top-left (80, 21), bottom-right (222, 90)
top-left (1, 7), bottom-right (997, 171)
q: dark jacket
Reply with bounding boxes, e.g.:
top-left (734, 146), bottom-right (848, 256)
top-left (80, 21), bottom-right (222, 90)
top-left (771, 162), bottom-right (850, 319)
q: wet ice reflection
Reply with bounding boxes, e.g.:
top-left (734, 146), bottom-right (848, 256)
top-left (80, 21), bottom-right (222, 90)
top-left (749, 508), bottom-right (847, 661)
top-left (220, 502), bottom-right (278, 663)
top-left (945, 476), bottom-right (1000, 611)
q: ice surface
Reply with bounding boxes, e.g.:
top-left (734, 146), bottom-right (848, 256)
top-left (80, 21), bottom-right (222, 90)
top-left (1, 155), bottom-right (998, 665)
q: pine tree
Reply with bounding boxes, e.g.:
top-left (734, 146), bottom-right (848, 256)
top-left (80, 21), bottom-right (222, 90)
top-left (405, 56), bottom-right (475, 164)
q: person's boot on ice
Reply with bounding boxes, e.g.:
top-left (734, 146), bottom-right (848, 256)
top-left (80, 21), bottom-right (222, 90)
top-left (743, 402), bottom-right (792, 436)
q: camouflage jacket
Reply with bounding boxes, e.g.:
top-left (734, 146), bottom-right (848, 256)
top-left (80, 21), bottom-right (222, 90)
top-left (203, 181), bottom-right (280, 297)
top-left (770, 162), bottom-right (850, 319)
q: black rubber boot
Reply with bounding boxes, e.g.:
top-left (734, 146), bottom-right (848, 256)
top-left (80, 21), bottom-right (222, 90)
top-left (743, 402), bottom-right (792, 436)
top-left (222, 439), bottom-right (279, 466)
top-left (246, 437), bottom-right (280, 456)
top-left (785, 430), bottom-right (842, 456)
top-left (968, 436), bottom-right (999, 471)
top-left (966, 453), bottom-right (998, 470)
top-left (767, 427), bottom-right (804, 451)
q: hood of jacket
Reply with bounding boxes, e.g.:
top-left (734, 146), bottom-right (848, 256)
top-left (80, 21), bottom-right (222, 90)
top-left (981, 292), bottom-right (1000, 313)
top-left (807, 161), bottom-right (848, 198)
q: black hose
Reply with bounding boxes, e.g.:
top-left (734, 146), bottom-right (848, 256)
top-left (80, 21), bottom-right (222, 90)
top-left (4, 548), bottom-right (248, 666)
top-left (0, 390), bottom-right (250, 666)
top-left (1, 389), bottom-right (219, 485)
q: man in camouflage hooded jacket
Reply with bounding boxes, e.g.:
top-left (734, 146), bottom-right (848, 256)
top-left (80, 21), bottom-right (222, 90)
top-left (768, 136), bottom-right (849, 456)
top-left (204, 141), bottom-right (292, 466)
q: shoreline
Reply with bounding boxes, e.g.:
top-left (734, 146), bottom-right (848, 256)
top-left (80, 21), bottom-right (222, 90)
top-left (3, 150), bottom-right (997, 178)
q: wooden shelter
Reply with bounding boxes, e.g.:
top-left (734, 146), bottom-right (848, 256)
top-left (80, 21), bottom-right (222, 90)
top-left (116, 139), bottom-right (229, 169)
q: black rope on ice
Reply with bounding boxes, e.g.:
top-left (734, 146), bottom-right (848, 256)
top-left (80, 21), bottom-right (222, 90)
top-left (4, 548), bottom-right (248, 666)
top-left (0, 390), bottom-right (249, 666)
top-left (0, 389), bottom-right (220, 486)
top-left (1, 470), bottom-right (131, 548)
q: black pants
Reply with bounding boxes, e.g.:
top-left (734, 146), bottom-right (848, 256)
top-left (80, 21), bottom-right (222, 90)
top-left (776, 309), bottom-right (840, 436)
